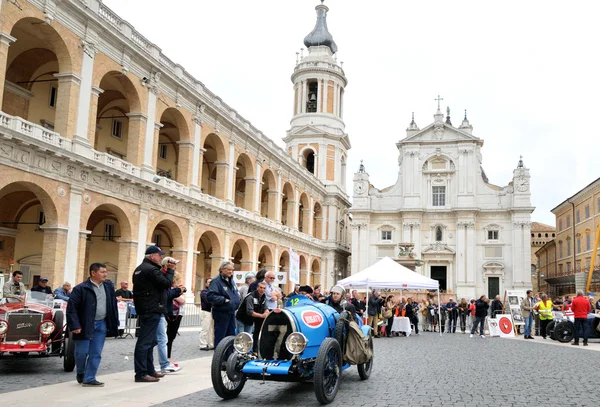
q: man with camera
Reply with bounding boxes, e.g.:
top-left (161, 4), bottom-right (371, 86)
top-left (132, 246), bottom-right (174, 383)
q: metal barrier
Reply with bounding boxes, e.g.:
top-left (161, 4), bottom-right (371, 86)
top-left (180, 303), bottom-right (203, 327)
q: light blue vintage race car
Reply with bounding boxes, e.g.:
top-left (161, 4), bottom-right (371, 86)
top-left (211, 295), bottom-right (373, 404)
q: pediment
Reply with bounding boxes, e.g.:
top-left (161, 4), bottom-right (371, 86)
top-left (400, 123), bottom-right (481, 144)
top-left (422, 243), bottom-right (456, 254)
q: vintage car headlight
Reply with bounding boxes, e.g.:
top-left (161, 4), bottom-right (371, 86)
top-left (39, 321), bottom-right (56, 335)
top-left (233, 332), bottom-right (253, 354)
top-left (285, 332), bottom-right (308, 355)
top-left (0, 320), bottom-right (8, 335)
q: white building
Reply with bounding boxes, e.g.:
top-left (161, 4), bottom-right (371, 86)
top-left (350, 106), bottom-right (534, 299)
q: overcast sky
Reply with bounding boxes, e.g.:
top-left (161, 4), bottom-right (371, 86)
top-left (104, 0), bottom-right (600, 226)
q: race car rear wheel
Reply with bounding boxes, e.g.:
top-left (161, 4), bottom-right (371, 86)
top-left (334, 311), bottom-right (350, 363)
top-left (546, 320), bottom-right (557, 340)
top-left (555, 321), bottom-right (575, 343)
top-left (211, 336), bottom-right (246, 400)
top-left (63, 329), bottom-right (75, 372)
top-left (314, 338), bottom-right (342, 405)
top-left (357, 333), bottom-right (373, 380)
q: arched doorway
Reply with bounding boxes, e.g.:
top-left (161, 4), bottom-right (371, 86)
top-left (201, 134), bottom-right (227, 199)
top-left (196, 231), bottom-right (222, 293)
top-left (3, 18), bottom-right (74, 136)
top-left (260, 169), bottom-right (277, 219)
top-left (279, 250), bottom-right (290, 293)
top-left (281, 182), bottom-right (295, 226)
top-left (156, 108), bottom-right (190, 184)
top-left (311, 258), bottom-right (321, 287)
top-left (313, 201), bottom-right (323, 239)
top-left (299, 255), bottom-right (308, 285)
top-left (0, 182), bottom-right (59, 288)
top-left (234, 153), bottom-right (255, 211)
top-left (257, 245), bottom-right (274, 271)
top-left (231, 239), bottom-right (251, 272)
top-left (94, 71), bottom-right (143, 165)
top-left (298, 193), bottom-right (310, 233)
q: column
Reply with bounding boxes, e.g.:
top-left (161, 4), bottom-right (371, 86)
top-left (76, 230), bottom-right (91, 284)
top-left (466, 223), bottom-right (475, 284)
top-left (244, 177), bottom-right (257, 212)
top-left (321, 204), bottom-right (328, 240)
top-left (117, 240), bottom-right (138, 285)
top-left (308, 197), bottom-right (314, 236)
top-left (322, 80), bottom-right (329, 115)
top-left (170, 248), bottom-right (188, 285)
top-left (413, 222), bottom-right (421, 258)
top-left (54, 73), bottom-right (81, 138)
top-left (456, 223), bottom-right (466, 284)
top-left (214, 162), bottom-right (229, 200)
top-left (300, 81), bottom-right (306, 114)
top-left (254, 161), bottom-right (262, 214)
top-left (87, 86), bottom-right (104, 147)
top-left (0, 32), bottom-right (17, 104)
top-left (351, 225), bottom-right (360, 275)
top-left (276, 171), bottom-right (283, 222)
top-left (151, 122), bottom-right (163, 170)
top-left (226, 141), bottom-right (235, 204)
top-left (73, 42), bottom-right (97, 149)
top-left (512, 221), bottom-right (522, 288)
top-left (185, 221), bottom-right (195, 300)
top-left (136, 206), bottom-right (149, 263)
top-left (359, 223), bottom-right (370, 272)
top-left (41, 226), bottom-right (69, 288)
top-left (522, 223), bottom-right (531, 288)
top-left (316, 79), bottom-right (323, 113)
top-left (141, 89), bottom-right (158, 175)
top-left (64, 186), bottom-right (84, 284)
top-left (318, 143), bottom-right (327, 182)
top-left (251, 238), bottom-right (259, 271)
top-left (126, 113), bottom-right (147, 167)
top-left (191, 117), bottom-right (202, 190)
top-left (196, 148), bottom-right (206, 194)
top-left (177, 141), bottom-right (194, 185)
top-left (223, 231), bottom-right (232, 261)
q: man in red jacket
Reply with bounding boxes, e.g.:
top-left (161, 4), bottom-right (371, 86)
top-left (571, 289), bottom-right (591, 346)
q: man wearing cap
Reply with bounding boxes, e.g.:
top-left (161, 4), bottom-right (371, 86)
top-left (32, 277), bottom-right (52, 295)
top-left (325, 285), bottom-right (346, 314)
top-left (132, 246), bottom-right (174, 383)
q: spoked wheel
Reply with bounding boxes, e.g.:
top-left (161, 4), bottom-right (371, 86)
top-left (357, 333), bottom-right (374, 380)
top-left (211, 336), bottom-right (246, 400)
top-left (546, 320), bottom-right (557, 340)
top-left (334, 311), bottom-right (350, 363)
top-left (314, 338), bottom-right (342, 405)
top-left (555, 321), bottom-right (575, 343)
top-left (63, 329), bottom-right (75, 372)
top-left (51, 311), bottom-right (64, 354)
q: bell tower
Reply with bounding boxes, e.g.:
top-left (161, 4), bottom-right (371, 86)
top-left (284, 0), bottom-right (350, 192)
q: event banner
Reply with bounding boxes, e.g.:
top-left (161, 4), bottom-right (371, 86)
top-left (505, 290), bottom-right (526, 326)
top-left (289, 248), bottom-right (300, 284)
top-left (276, 271), bottom-right (287, 284)
top-left (495, 314), bottom-right (516, 337)
top-left (487, 318), bottom-right (501, 337)
top-left (233, 271), bottom-right (254, 285)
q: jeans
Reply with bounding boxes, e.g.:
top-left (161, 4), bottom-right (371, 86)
top-left (74, 320), bottom-right (107, 384)
top-left (213, 311), bottom-right (236, 348)
top-left (236, 319), bottom-right (253, 335)
top-left (523, 314), bottom-right (533, 337)
top-left (134, 313), bottom-right (161, 378)
top-left (471, 316), bottom-right (486, 335)
top-left (156, 315), bottom-right (169, 370)
top-left (574, 318), bottom-right (589, 343)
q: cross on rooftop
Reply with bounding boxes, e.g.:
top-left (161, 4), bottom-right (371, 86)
top-left (435, 95), bottom-right (444, 110)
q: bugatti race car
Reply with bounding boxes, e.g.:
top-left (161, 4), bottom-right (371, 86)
top-left (0, 291), bottom-right (75, 371)
top-left (551, 312), bottom-right (600, 343)
top-left (211, 296), bottom-right (374, 405)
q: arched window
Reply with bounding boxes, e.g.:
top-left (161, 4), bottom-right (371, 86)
top-left (435, 226), bottom-right (443, 242)
top-left (302, 149), bottom-right (316, 174)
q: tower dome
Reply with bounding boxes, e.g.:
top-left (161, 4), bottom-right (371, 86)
top-left (303, 1), bottom-right (338, 54)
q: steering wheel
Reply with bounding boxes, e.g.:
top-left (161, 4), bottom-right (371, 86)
top-left (3, 294), bottom-right (25, 303)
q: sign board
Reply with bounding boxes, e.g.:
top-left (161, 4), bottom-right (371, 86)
top-left (117, 301), bottom-right (128, 328)
top-left (487, 318), bottom-right (501, 337)
top-left (496, 314), bottom-right (516, 337)
top-left (276, 271), bottom-right (287, 284)
top-left (233, 271), bottom-right (256, 285)
top-left (289, 249), bottom-right (300, 284)
top-left (505, 290), bottom-right (526, 326)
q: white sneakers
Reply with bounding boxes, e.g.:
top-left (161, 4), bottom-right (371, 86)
top-left (158, 363), bottom-right (183, 374)
top-left (480, 335), bottom-right (485, 338)
top-left (470, 334), bottom-right (474, 338)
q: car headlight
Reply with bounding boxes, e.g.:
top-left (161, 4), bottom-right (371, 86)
top-left (39, 321), bottom-right (56, 335)
top-left (233, 332), bottom-right (253, 354)
top-left (0, 320), bottom-right (8, 335)
top-left (285, 332), bottom-right (308, 355)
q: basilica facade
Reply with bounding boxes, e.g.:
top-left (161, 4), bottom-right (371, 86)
top-left (351, 107), bottom-right (534, 299)
top-left (0, 0), bottom-right (350, 295)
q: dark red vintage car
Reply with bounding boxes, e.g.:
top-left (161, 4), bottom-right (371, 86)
top-left (0, 292), bottom-right (75, 371)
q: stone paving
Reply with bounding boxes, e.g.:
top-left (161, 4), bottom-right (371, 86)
top-left (157, 332), bottom-right (600, 407)
top-left (0, 330), bottom-right (207, 392)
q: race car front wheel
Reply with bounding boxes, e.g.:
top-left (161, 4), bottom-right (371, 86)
top-left (357, 333), bottom-right (373, 380)
top-left (211, 336), bottom-right (246, 400)
top-left (63, 329), bottom-right (75, 372)
top-left (314, 338), bottom-right (342, 405)
top-left (546, 320), bottom-right (557, 340)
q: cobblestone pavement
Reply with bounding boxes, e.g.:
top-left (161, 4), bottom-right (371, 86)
top-left (157, 332), bottom-right (600, 407)
top-left (0, 330), bottom-right (207, 393)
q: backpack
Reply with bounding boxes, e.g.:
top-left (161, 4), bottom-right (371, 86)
top-left (235, 294), bottom-right (253, 325)
top-left (344, 320), bottom-right (373, 365)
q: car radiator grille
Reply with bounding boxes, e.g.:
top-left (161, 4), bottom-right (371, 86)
top-left (5, 314), bottom-right (42, 342)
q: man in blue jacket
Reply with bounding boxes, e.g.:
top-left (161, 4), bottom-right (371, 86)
top-left (207, 261), bottom-right (240, 347)
top-left (66, 263), bottom-right (119, 387)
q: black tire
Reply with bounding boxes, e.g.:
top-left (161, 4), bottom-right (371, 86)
top-left (555, 321), bottom-right (575, 343)
top-left (314, 338), bottom-right (342, 405)
top-left (63, 329), bottom-right (75, 372)
top-left (211, 336), bottom-right (246, 400)
top-left (357, 333), bottom-right (373, 380)
top-left (546, 320), bottom-right (557, 340)
top-left (51, 311), bottom-right (64, 354)
top-left (334, 311), bottom-right (350, 363)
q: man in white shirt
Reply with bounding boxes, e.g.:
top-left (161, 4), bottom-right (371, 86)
top-left (264, 271), bottom-right (281, 310)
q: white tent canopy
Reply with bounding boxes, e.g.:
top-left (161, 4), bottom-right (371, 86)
top-left (337, 257), bottom-right (439, 290)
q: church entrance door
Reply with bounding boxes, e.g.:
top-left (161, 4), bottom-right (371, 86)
top-left (431, 266), bottom-right (447, 291)
top-left (488, 277), bottom-right (500, 299)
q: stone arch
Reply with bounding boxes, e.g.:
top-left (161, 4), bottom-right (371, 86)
top-left (231, 237), bottom-right (251, 271)
top-left (311, 258), bottom-right (322, 287)
top-left (260, 168), bottom-right (277, 219)
top-left (233, 152), bottom-right (255, 210)
top-left (147, 215), bottom-right (185, 251)
top-left (279, 249), bottom-right (291, 292)
top-left (195, 228), bottom-right (223, 289)
top-left (313, 201), bottom-right (323, 239)
top-left (299, 254), bottom-right (308, 284)
top-left (281, 181), bottom-right (295, 226)
top-left (298, 192), bottom-right (310, 233)
top-left (201, 133), bottom-right (228, 199)
top-left (257, 244), bottom-right (274, 271)
top-left (155, 107), bottom-right (192, 183)
top-left (299, 146), bottom-right (316, 175)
